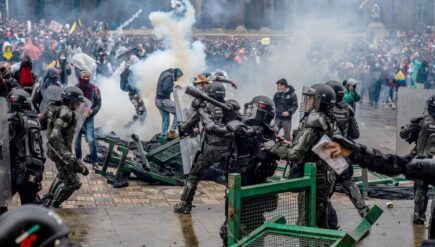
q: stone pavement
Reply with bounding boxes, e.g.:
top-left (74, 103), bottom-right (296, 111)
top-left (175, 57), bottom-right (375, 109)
top-left (9, 102), bottom-right (411, 246)
top-left (12, 167), bottom-right (225, 208)
top-left (11, 102), bottom-right (398, 209)
top-left (58, 197), bottom-right (427, 247)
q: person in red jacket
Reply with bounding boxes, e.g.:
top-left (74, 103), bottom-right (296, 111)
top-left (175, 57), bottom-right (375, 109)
top-left (12, 55), bottom-right (37, 94)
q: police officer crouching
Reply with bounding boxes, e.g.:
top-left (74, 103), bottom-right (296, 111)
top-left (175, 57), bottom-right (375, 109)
top-left (0, 89), bottom-right (46, 215)
top-left (40, 86), bottom-right (89, 208)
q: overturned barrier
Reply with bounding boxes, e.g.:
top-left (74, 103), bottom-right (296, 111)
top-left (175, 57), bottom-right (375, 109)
top-left (231, 205), bottom-right (383, 247)
top-left (95, 135), bottom-right (185, 187)
top-left (227, 163), bottom-right (317, 246)
top-left (227, 163), bottom-right (383, 247)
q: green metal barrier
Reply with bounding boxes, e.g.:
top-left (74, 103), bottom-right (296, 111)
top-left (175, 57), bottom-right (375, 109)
top-left (280, 163), bottom-right (406, 196)
top-left (353, 165), bottom-right (398, 186)
top-left (352, 164), bottom-right (408, 195)
top-left (95, 137), bottom-right (184, 187)
top-left (227, 163), bottom-right (317, 246)
top-left (231, 205), bottom-right (383, 247)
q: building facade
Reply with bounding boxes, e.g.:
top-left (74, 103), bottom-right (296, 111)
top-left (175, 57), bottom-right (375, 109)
top-left (2, 0), bottom-right (435, 31)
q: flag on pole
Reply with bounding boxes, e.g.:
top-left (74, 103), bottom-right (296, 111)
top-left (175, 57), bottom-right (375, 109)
top-left (69, 21), bottom-right (77, 35)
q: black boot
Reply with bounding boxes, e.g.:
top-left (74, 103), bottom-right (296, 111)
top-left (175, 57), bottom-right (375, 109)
top-left (413, 212), bottom-right (426, 224)
top-left (174, 201), bottom-right (192, 214)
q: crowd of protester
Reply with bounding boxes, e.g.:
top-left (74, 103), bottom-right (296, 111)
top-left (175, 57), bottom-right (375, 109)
top-left (0, 18), bottom-right (433, 111)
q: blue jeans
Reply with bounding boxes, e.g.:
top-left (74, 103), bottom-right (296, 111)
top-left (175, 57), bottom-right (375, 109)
top-left (382, 84), bottom-right (391, 103)
top-left (75, 116), bottom-right (98, 163)
top-left (155, 98), bottom-right (177, 137)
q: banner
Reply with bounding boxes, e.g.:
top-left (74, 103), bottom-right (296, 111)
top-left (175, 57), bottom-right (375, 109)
top-left (26, 20), bottom-right (32, 33)
top-left (48, 20), bottom-right (63, 33)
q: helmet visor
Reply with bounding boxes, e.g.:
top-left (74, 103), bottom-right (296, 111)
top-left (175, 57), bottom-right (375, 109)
top-left (243, 102), bottom-right (256, 119)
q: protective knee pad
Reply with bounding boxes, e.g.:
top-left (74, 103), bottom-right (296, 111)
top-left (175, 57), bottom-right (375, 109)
top-left (326, 203), bottom-right (339, 230)
top-left (51, 183), bottom-right (77, 208)
top-left (415, 199), bottom-right (429, 215)
top-left (47, 177), bottom-right (62, 196)
top-left (415, 186), bottom-right (430, 214)
top-left (181, 176), bottom-right (199, 202)
top-left (316, 200), bottom-right (338, 230)
top-left (316, 201), bottom-right (327, 225)
top-left (346, 183), bottom-right (367, 207)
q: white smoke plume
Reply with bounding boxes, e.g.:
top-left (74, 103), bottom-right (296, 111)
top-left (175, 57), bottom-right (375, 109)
top-left (107, 8), bottom-right (144, 55)
top-left (117, 9), bottom-right (144, 31)
top-left (95, 0), bottom-right (206, 140)
top-left (230, 2), bottom-right (365, 129)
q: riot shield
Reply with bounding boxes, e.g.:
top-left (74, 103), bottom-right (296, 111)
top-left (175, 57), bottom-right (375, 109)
top-left (72, 98), bottom-right (92, 156)
top-left (173, 86), bottom-right (200, 175)
top-left (0, 97), bottom-right (11, 207)
top-left (396, 88), bottom-right (435, 155)
top-left (39, 85), bottom-right (63, 114)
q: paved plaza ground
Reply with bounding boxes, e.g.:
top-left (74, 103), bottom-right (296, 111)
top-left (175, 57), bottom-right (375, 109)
top-left (11, 102), bottom-right (422, 247)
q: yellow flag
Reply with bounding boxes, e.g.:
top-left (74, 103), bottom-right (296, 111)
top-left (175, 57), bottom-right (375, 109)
top-left (69, 21), bottom-right (77, 35)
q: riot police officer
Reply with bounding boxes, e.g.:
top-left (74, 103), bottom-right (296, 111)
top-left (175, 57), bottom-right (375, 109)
top-left (265, 83), bottom-right (340, 229)
top-left (174, 81), bottom-right (241, 214)
top-left (220, 95), bottom-right (279, 245)
top-left (0, 89), bottom-right (46, 215)
top-left (228, 96), bottom-right (278, 186)
top-left (325, 80), bottom-right (369, 218)
top-left (40, 86), bottom-right (89, 208)
top-left (324, 135), bottom-right (435, 243)
top-left (399, 94), bottom-right (435, 224)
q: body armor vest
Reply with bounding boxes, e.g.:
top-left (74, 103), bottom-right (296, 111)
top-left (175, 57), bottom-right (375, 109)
top-left (206, 103), bottom-right (224, 120)
top-left (46, 105), bottom-right (76, 151)
top-left (293, 111), bottom-right (336, 168)
top-left (416, 115), bottom-right (435, 157)
top-left (10, 111), bottom-right (45, 185)
top-left (232, 125), bottom-right (277, 178)
top-left (202, 102), bottom-right (233, 147)
top-left (333, 103), bottom-right (350, 138)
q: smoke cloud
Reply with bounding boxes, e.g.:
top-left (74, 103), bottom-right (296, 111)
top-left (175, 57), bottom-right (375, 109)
top-left (229, 1), bottom-right (366, 128)
top-left (95, 0), bottom-right (206, 139)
